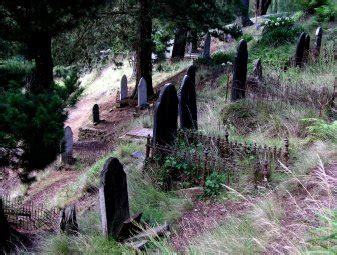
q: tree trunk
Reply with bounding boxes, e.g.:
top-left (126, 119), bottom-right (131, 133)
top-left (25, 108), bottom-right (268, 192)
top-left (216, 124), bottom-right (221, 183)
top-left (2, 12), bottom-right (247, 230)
top-left (191, 30), bottom-right (199, 53)
top-left (133, 0), bottom-right (154, 99)
top-left (261, 0), bottom-right (271, 15)
top-left (171, 27), bottom-right (187, 59)
top-left (241, 0), bottom-right (254, 27)
top-left (30, 31), bottom-right (54, 93)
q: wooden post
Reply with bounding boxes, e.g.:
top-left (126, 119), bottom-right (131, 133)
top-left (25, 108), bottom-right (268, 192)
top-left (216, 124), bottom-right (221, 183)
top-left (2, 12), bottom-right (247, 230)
top-left (284, 137), bottom-right (289, 167)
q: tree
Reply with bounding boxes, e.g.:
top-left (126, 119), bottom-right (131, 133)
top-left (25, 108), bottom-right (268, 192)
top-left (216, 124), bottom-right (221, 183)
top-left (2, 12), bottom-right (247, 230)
top-left (0, 0), bottom-right (107, 182)
top-left (241, 0), bottom-right (254, 27)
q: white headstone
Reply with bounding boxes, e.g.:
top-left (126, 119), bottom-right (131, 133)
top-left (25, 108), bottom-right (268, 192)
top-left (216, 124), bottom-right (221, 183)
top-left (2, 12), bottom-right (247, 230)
top-left (138, 77), bottom-right (147, 108)
top-left (120, 75), bottom-right (128, 100)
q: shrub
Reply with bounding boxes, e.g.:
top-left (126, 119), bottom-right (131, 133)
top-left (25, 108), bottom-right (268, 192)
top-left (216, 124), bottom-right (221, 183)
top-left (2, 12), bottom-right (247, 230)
top-left (223, 23), bottom-right (243, 39)
top-left (211, 51), bottom-right (235, 65)
top-left (301, 118), bottom-right (337, 142)
top-left (314, 3), bottom-right (337, 22)
top-left (260, 16), bottom-right (302, 46)
top-left (204, 172), bottom-right (226, 197)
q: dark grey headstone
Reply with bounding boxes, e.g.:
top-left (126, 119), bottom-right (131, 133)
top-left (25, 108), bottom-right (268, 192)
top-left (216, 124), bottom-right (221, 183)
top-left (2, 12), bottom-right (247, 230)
top-left (179, 75), bottom-right (198, 130)
top-left (59, 204), bottom-right (78, 235)
top-left (0, 199), bottom-right (10, 253)
top-left (138, 78), bottom-right (148, 109)
top-left (202, 32), bottom-right (211, 59)
top-left (93, 104), bottom-right (100, 124)
top-left (295, 32), bottom-right (307, 67)
top-left (187, 65), bottom-right (197, 87)
top-left (253, 59), bottom-right (263, 82)
top-left (61, 126), bottom-right (74, 164)
top-left (315, 27), bottom-right (323, 57)
top-left (304, 34), bottom-right (311, 62)
top-left (120, 75), bottom-right (128, 100)
top-left (99, 157), bottom-right (130, 238)
top-left (153, 84), bottom-right (178, 147)
top-left (231, 39), bottom-right (248, 101)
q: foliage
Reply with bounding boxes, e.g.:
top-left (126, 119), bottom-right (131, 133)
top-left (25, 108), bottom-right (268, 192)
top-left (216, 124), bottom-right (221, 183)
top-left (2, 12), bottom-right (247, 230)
top-left (314, 3), bottom-right (337, 22)
top-left (223, 23), bottom-right (243, 39)
top-left (260, 16), bottom-right (301, 46)
top-left (237, 34), bottom-right (254, 43)
top-left (299, 0), bottom-right (330, 13)
top-left (204, 172), bottom-right (226, 197)
top-left (301, 118), bottom-right (337, 142)
top-left (211, 51), bottom-right (235, 65)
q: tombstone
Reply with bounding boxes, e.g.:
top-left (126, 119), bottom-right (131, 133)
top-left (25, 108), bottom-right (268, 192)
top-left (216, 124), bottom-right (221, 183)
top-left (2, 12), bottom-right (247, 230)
top-left (0, 199), bottom-right (10, 253)
top-left (137, 78), bottom-right (148, 109)
top-left (231, 39), bottom-right (248, 101)
top-left (295, 32), bottom-right (307, 67)
top-left (179, 75), bottom-right (198, 130)
top-left (153, 84), bottom-right (178, 147)
top-left (59, 204), bottom-right (78, 235)
top-left (253, 58), bottom-right (263, 82)
top-left (314, 27), bottom-right (323, 58)
top-left (186, 65), bottom-right (197, 87)
top-left (99, 157), bottom-right (130, 238)
top-left (202, 32), bottom-right (211, 59)
top-left (92, 104), bottom-right (100, 124)
top-left (120, 75), bottom-right (128, 100)
top-left (61, 126), bottom-right (74, 164)
top-left (304, 34), bottom-right (311, 63)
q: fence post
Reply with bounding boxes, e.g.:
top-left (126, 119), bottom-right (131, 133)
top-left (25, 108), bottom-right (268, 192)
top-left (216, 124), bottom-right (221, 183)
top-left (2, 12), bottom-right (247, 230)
top-left (284, 137), bottom-right (289, 167)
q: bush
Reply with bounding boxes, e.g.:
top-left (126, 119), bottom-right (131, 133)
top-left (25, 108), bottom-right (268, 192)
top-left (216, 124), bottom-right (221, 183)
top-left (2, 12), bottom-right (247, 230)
top-left (314, 3), bottom-right (337, 22)
top-left (301, 118), bottom-right (337, 142)
top-left (223, 23), bottom-right (243, 39)
top-left (211, 51), bottom-right (235, 65)
top-left (204, 172), bottom-right (226, 197)
top-left (299, 0), bottom-right (330, 14)
top-left (260, 16), bottom-right (302, 46)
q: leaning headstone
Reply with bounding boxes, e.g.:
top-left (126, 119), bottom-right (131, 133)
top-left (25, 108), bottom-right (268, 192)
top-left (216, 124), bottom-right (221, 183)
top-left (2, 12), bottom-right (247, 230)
top-left (179, 75), bottom-right (198, 130)
top-left (253, 58), bottom-right (263, 82)
top-left (93, 104), bottom-right (100, 125)
top-left (0, 199), bottom-right (10, 253)
top-left (314, 27), bottom-right (323, 58)
top-left (61, 126), bottom-right (74, 164)
top-left (186, 65), bottom-right (197, 87)
top-left (202, 32), bottom-right (211, 59)
top-left (137, 78), bottom-right (148, 109)
top-left (304, 34), bottom-right (311, 63)
top-left (59, 204), bottom-right (78, 235)
top-left (295, 32), bottom-right (307, 67)
top-left (99, 157), bottom-right (130, 238)
top-left (231, 39), bottom-right (248, 101)
top-left (120, 75), bottom-right (128, 100)
top-left (153, 84), bottom-right (178, 147)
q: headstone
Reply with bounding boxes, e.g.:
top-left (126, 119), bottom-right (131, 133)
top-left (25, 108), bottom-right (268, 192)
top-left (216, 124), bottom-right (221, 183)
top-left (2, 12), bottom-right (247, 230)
top-left (179, 75), bottom-right (198, 130)
top-left (92, 104), bottom-right (100, 124)
top-left (0, 199), bottom-right (10, 253)
top-left (153, 84), bottom-right (178, 147)
top-left (202, 32), bottom-right (211, 59)
top-left (59, 204), bottom-right (78, 235)
top-left (99, 157), bottom-right (130, 238)
top-left (253, 58), bottom-right (263, 82)
top-left (295, 32), bottom-right (307, 67)
top-left (120, 75), bottom-right (128, 100)
top-left (137, 78), bottom-right (148, 109)
top-left (61, 126), bottom-right (74, 164)
top-left (231, 39), bottom-right (248, 101)
top-left (186, 65), bottom-right (197, 87)
top-left (314, 27), bottom-right (323, 57)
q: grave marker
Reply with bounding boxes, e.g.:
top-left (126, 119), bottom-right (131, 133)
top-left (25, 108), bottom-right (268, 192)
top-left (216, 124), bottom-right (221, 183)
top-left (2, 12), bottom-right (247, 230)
top-left (295, 32), bottom-right (307, 67)
top-left (59, 204), bottom-right (78, 235)
top-left (99, 157), bottom-right (130, 238)
top-left (61, 126), bottom-right (74, 164)
top-left (153, 83), bottom-right (178, 147)
top-left (179, 75), bottom-right (198, 130)
top-left (138, 78), bottom-right (148, 109)
top-left (120, 75), bottom-right (128, 100)
top-left (315, 27), bottom-right (323, 58)
top-left (202, 32), bottom-right (211, 59)
top-left (231, 39), bottom-right (248, 101)
top-left (253, 58), bottom-right (263, 82)
top-left (93, 104), bottom-right (100, 124)
top-left (187, 65), bottom-right (197, 87)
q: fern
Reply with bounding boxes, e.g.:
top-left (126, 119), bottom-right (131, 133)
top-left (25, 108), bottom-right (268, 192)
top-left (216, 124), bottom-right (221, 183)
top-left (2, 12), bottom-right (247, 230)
top-left (302, 118), bottom-right (337, 142)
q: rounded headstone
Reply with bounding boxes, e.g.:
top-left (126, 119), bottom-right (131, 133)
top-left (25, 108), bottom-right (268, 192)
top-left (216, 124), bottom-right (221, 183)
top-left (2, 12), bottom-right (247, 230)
top-left (137, 78), bottom-right (148, 109)
top-left (295, 32), bottom-right (307, 67)
top-left (179, 75), bottom-right (198, 130)
top-left (93, 104), bottom-right (100, 124)
top-left (120, 75), bottom-right (128, 100)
